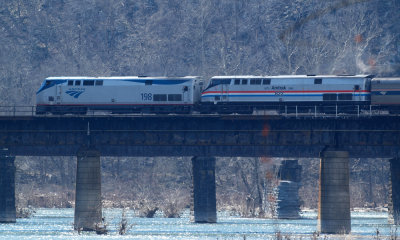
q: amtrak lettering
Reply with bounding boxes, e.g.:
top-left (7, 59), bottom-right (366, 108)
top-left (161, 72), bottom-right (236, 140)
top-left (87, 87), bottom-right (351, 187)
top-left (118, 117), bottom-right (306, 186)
top-left (272, 86), bottom-right (287, 90)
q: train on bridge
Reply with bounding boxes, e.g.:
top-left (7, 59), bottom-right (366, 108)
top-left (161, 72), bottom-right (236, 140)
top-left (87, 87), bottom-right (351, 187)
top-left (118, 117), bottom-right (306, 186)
top-left (35, 75), bottom-right (400, 115)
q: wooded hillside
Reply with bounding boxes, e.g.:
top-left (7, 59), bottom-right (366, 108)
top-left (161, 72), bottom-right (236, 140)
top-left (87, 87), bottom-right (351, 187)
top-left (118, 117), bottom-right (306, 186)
top-left (0, 0), bottom-right (399, 104)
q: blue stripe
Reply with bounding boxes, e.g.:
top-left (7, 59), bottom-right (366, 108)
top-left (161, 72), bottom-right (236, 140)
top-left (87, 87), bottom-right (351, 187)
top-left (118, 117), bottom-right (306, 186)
top-left (36, 80), bottom-right (67, 94)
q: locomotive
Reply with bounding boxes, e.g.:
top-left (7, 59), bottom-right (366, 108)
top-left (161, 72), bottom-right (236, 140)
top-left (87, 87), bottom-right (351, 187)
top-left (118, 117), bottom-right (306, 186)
top-left (35, 75), bottom-right (400, 115)
top-left (36, 76), bottom-right (203, 114)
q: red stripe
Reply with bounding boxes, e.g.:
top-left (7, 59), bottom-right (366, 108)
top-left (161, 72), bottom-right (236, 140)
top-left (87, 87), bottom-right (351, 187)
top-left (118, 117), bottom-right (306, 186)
top-left (202, 90), bottom-right (370, 94)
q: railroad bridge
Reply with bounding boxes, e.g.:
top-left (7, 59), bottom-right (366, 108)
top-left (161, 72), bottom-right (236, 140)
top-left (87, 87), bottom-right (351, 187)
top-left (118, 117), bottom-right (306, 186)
top-left (1, 114), bottom-right (400, 234)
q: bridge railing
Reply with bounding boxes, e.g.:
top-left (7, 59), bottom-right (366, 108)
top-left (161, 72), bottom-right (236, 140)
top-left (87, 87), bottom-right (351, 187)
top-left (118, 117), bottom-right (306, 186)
top-left (0, 104), bottom-right (394, 118)
top-left (0, 106), bottom-right (37, 116)
top-left (252, 104), bottom-right (389, 118)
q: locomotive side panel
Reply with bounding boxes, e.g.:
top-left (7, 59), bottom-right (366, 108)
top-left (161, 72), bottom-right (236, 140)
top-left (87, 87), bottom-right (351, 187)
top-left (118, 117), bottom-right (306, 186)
top-left (371, 78), bottom-right (400, 105)
top-left (201, 75), bottom-right (370, 105)
top-left (60, 80), bottom-right (193, 105)
top-left (36, 77), bottom-right (201, 114)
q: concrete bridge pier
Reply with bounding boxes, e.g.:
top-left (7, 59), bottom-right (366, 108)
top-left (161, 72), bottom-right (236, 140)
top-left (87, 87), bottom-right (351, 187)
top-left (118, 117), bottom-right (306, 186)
top-left (191, 157), bottom-right (217, 223)
top-left (389, 158), bottom-right (400, 224)
top-left (74, 148), bottom-right (102, 231)
top-left (317, 150), bottom-right (351, 234)
top-left (0, 148), bottom-right (16, 223)
top-left (277, 160), bottom-right (302, 219)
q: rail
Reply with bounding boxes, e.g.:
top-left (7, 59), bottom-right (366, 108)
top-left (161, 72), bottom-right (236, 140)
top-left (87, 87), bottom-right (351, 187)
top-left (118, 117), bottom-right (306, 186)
top-left (0, 105), bottom-right (396, 118)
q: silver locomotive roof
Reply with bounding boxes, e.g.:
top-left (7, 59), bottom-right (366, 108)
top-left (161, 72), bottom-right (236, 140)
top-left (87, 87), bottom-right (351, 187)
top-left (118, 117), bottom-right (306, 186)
top-left (211, 75), bottom-right (372, 79)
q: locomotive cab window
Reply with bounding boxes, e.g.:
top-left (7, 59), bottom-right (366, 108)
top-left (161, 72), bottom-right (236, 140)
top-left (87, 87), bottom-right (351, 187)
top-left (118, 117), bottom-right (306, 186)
top-left (68, 80), bottom-right (73, 86)
top-left (75, 80), bottom-right (81, 86)
top-left (262, 79), bottom-right (271, 85)
top-left (95, 80), bottom-right (103, 86)
top-left (212, 79), bottom-right (230, 85)
top-left (145, 80), bottom-right (153, 85)
top-left (222, 79), bottom-right (231, 85)
top-left (83, 80), bottom-right (94, 86)
top-left (314, 78), bottom-right (322, 84)
top-left (208, 79), bottom-right (231, 88)
top-left (45, 80), bottom-right (51, 86)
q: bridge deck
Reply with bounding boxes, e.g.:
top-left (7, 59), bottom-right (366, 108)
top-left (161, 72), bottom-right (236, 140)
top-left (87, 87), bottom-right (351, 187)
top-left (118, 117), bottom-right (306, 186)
top-left (0, 115), bottom-right (399, 158)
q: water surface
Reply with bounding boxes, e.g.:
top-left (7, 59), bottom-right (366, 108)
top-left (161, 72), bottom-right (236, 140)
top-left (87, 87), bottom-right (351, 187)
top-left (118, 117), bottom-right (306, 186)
top-left (0, 209), bottom-right (396, 239)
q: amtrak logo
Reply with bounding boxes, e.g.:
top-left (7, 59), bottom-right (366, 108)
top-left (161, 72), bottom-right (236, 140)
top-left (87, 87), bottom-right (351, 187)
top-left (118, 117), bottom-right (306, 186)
top-left (66, 89), bottom-right (85, 98)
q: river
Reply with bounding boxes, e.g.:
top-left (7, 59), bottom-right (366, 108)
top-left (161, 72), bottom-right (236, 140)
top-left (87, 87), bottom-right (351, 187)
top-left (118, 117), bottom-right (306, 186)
top-left (0, 208), bottom-right (397, 239)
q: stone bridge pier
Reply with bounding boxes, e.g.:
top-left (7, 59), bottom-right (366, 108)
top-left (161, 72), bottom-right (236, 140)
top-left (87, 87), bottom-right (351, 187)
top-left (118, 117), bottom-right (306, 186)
top-left (0, 148), bottom-right (16, 223)
top-left (389, 158), bottom-right (400, 225)
top-left (277, 160), bottom-right (302, 219)
top-left (317, 150), bottom-right (351, 234)
top-left (191, 157), bottom-right (217, 223)
top-left (74, 148), bottom-right (102, 231)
